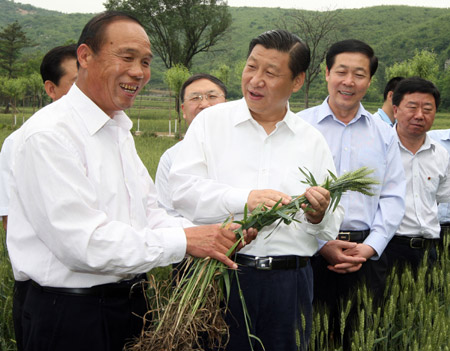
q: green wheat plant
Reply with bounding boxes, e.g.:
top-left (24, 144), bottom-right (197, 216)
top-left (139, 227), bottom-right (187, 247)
top-left (127, 167), bottom-right (379, 351)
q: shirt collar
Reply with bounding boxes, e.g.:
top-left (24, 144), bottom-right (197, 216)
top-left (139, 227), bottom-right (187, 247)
top-left (397, 130), bottom-right (436, 154)
top-left (67, 84), bottom-right (133, 135)
top-left (377, 108), bottom-right (394, 126)
top-left (233, 98), bottom-right (295, 133)
top-left (423, 134), bottom-right (437, 152)
top-left (316, 97), bottom-right (372, 126)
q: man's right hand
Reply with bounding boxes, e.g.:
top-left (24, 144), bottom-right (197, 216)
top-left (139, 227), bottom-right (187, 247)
top-left (319, 240), bottom-right (367, 274)
top-left (247, 189), bottom-right (291, 212)
top-left (184, 224), bottom-right (257, 269)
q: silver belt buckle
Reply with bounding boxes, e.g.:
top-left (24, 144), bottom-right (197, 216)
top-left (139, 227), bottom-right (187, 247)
top-left (255, 256), bottom-right (273, 270)
top-left (410, 238), bottom-right (424, 249)
top-left (338, 232), bottom-right (351, 241)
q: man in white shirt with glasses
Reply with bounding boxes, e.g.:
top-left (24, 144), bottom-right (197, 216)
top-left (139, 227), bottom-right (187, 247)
top-left (155, 73), bottom-right (227, 216)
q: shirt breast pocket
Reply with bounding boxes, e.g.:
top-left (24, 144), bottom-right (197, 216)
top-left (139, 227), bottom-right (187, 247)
top-left (424, 175), bottom-right (439, 202)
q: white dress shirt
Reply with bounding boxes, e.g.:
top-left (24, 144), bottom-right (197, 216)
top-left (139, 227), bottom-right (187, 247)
top-left (299, 99), bottom-right (406, 258)
top-left (396, 134), bottom-right (450, 238)
top-left (7, 84), bottom-right (190, 288)
top-left (427, 129), bottom-right (450, 224)
top-left (155, 141), bottom-right (183, 217)
top-left (0, 131), bottom-right (17, 216)
top-left (169, 98), bottom-right (344, 257)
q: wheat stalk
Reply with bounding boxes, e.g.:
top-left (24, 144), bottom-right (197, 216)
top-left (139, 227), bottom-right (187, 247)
top-left (128, 167), bottom-right (379, 351)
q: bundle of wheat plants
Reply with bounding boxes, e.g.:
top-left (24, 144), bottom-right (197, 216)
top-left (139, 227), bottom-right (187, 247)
top-left (127, 167), bottom-right (379, 351)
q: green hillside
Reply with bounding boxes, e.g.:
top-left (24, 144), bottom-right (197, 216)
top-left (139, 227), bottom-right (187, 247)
top-left (0, 1), bottom-right (449, 104)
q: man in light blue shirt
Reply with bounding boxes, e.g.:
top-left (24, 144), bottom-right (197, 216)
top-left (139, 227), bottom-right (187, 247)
top-left (298, 39), bottom-right (406, 345)
top-left (428, 128), bottom-right (450, 248)
top-left (372, 76), bottom-right (404, 127)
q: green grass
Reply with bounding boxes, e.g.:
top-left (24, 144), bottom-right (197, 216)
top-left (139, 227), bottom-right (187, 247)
top-left (0, 228), bottom-right (15, 351)
top-left (309, 242), bottom-right (450, 351)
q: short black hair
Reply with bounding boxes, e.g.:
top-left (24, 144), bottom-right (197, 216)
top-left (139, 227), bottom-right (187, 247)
top-left (247, 29), bottom-right (310, 79)
top-left (39, 44), bottom-right (77, 85)
top-left (180, 73), bottom-right (227, 103)
top-left (383, 76), bottom-right (404, 101)
top-left (77, 11), bottom-right (144, 55)
top-left (326, 39), bottom-right (378, 77)
top-left (392, 77), bottom-right (440, 109)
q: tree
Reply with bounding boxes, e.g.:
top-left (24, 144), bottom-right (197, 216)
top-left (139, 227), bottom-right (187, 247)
top-left (279, 9), bottom-right (343, 108)
top-left (26, 72), bottom-right (45, 113)
top-left (211, 63), bottom-right (230, 87)
top-left (437, 69), bottom-right (450, 109)
top-left (385, 49), bottom-right (439, 82)
top-left (0, 77), bottom-right (27, 124)
top-left (105, 0), bottom-right (232, 69)
top-left (164, 64), bottom-right (190, 131)
top-left (0, 21), bottom-right (31, 78)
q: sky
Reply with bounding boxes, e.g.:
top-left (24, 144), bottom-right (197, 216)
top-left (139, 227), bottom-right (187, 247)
top-left (14, 0), bottom-right (450, 14)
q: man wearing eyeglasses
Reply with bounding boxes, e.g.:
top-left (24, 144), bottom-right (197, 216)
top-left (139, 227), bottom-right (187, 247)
top-left (155, 73), bottom-right (227, 216)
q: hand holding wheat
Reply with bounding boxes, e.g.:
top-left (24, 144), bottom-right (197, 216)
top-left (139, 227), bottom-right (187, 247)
top-left (127, 167), bottom-right (379, 351)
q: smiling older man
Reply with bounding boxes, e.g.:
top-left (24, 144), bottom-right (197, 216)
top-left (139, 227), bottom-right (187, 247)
top-left (6, 11), bottom-right (253, 351)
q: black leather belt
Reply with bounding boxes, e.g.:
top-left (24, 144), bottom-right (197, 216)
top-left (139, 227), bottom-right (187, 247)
top-left (337, 230), bottom-right (370, 242)
top-left (391, 236), bottom-right (436, 249)
top-left (31, 274), bottom-right (147, 298)
top-left (235, 254), bottom-right (309, 270)
top-left (440, 223), bottom-right (450, 229)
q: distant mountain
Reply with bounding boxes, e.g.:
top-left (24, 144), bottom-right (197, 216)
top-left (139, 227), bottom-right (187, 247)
top-left (1, 1), bottom-right (448, 98)
top-left (0, 0), bottom-right (92, 53)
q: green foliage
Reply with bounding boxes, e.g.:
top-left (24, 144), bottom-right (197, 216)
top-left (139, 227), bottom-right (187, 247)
top-left (0, 21), bottom-right (31, 78)
top-left (105, 0), bottom-right (232, 69)
top-left (309, 244), bottom-right (450, 350)
top-left (386, 49), bottom-right (440, 82)
top-left (25, 72), bottom-right (44, 112)
top-left (211, 63), bottom-right (231, 87)
top-left (438, 69), bottom-right (450, 110)
top-left (0, 228), bottom-right (15, 351)
top-left (278, 9), bottom-right (344, 108)
top-left (164, 64), bottom-right (190, 122)
top-left (0, 3), bottom-right (448, 104)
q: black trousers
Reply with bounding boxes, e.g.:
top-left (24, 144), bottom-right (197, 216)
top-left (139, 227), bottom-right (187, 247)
top-left (224, 263), bottom-right (313, 351)
top-left (13, 280), bottom-right (31, 351)
top-left (311, 251), bottom-right (388, 349)
top-left (22, 281), bottom-right (148, 351)
top-left (384, 237), bottom-right (437, 273)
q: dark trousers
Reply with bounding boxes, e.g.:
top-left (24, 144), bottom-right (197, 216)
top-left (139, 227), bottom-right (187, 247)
top-left (22, 281), bottom-right (148, 351)
top-left (384, 237), bottom-right (437, 273)
top-left (311, 251), bottom-right (388, 348)
top-left (13, 280), bottom-right (31, 351)
top-left (225, 263), bottom-right (313, 351)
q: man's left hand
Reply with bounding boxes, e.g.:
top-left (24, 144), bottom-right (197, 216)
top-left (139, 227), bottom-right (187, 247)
top-left (328, 243), bottom-right (376, 274)
top-left (301, 186), bottom-right (330, 224)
